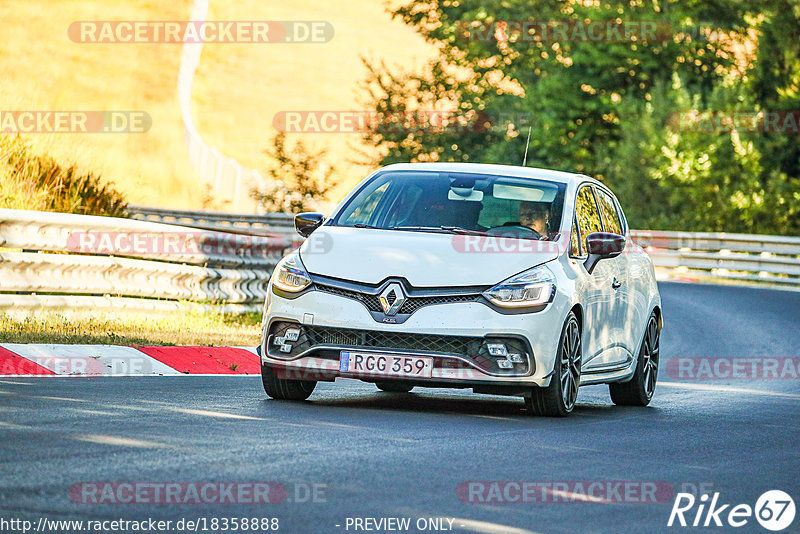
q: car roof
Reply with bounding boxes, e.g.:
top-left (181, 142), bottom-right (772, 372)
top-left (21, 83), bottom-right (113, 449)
top-left (378, 162), bottom-right (601, 189)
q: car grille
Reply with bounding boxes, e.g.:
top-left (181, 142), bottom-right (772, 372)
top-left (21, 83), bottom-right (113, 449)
top-left (268, 322), bottom-right (532, 375)
top-left (314, 284), bottom-right (384, 312)
top-left (314, 283), bottom-right (481, 314)
top-left (305, 325), bottom-right (480, 355)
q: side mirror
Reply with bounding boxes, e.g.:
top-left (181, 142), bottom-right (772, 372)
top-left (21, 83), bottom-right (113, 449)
top-left (294, 212), bottom-right (325, 238)
top-left (584, 232), bottom-right (625, 274)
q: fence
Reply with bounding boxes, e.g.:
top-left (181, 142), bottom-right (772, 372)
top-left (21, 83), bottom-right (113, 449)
top-left (630, 230), bottom-right (800, 287)
top-left (128, 205), bottom-right (296, 240)
top-left (0, 209), bottom-right (293, 313)
top-left (135, 207), bottom-right (800, 288)
top-left (178, 0), bottom-right (266, 212)
top-left (1, 208), bottom-right (798, 314)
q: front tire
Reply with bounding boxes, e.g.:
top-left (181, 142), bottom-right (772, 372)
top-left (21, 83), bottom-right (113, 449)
top-left (609, 312), bottom-right (660, 406)
top-left (261, 363), bottom-right (316, 401)
top-left (525, 312), bottom-right (582, 417)
top-left (375, 381), bottom-right (414, 393)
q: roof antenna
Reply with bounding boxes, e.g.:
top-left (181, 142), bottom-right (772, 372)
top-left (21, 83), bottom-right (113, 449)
top-left (522, 126), bottom-right (532, 166)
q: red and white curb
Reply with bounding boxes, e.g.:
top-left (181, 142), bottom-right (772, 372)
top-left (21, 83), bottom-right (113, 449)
top-left (0, 344), bottom-right (260, 377)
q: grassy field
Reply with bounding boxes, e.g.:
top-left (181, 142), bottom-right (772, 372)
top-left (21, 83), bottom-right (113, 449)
top-left (0, 133), bottom-right (128, 214)
top-left (0, 0), bottom-right (201, 208)
top-left (0, 311), bottom-right (261, 346)
top-left (0, 0), bottom-right (434, 211)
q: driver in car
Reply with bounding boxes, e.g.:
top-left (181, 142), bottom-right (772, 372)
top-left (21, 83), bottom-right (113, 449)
top-left (518, 201), bottom-right (551, 239)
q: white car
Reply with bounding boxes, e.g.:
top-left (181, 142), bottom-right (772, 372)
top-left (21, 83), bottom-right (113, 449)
top-left (259, 163), bottom-right (662, 416)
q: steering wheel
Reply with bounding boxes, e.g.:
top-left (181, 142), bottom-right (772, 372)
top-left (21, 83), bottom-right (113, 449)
top-left (488, 224), bottom-right (542, 239)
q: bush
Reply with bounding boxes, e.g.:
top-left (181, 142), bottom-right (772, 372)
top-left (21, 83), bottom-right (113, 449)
top-left (0, 134), bottom-right (127, 217)
top-left (251, 132), bottom-right (336, 214)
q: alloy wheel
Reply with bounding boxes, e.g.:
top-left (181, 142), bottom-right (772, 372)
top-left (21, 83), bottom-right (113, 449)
top-left (641, 316), bottom-right (660, 399)
top-left (559, 317), bottom-right (582, 410)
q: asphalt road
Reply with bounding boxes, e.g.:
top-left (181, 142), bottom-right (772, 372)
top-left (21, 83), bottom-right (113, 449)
top-left (1, 282), bottom-right (798, 534)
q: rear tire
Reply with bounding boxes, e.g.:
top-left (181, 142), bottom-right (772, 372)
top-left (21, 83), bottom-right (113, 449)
top-left (375, 381), bottom-right (414, 393)
top-left (609, 312), bottom-right (660, 406)
top-left (261, 363), bottom-right (316, 401)
top-left (525, 312), bottom-right (581, 417)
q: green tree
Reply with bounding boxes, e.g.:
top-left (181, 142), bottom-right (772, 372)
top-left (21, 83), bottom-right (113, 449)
top-left (251, 132), bottom-right (337, 214)
top-left (361, 0), bottom-right (799, 235)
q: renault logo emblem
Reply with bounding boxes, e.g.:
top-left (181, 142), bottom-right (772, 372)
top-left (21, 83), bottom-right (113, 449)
top-left (379, 283), bottom-right (406, 316)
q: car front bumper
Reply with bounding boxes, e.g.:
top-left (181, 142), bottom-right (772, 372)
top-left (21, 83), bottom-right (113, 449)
top-left (261, 283), bottom-right (569, 389)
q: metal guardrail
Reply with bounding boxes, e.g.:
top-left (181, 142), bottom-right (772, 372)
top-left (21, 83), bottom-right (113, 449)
top-left (130, 207), bottom-right (800, 288)
top-left (630, 230), bottom-right (800, 287)
top-left (0, 209), bottom-right (294, 313)
top-left (1, 208), bottom-right (798, 314)
top-left (128, 205), bottom-right (296, 240)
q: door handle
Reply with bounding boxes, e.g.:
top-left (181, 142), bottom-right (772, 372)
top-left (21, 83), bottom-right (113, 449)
top-left (611, 278), bottom-right (623, 290)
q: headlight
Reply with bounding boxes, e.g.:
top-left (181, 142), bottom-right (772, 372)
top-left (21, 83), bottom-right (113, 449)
top-left (483, 264), bottom-right (556, 308)
top-left (272, 252), bottom-right (312, 293)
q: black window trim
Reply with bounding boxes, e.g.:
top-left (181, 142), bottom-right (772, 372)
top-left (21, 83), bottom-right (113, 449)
top-left (593, 183), bottom-right (629, 236)
top-left (593, 185), bottom-right (624, 236)
top-left (329, 169), bottom-right (569, 234)
top-left (570, 183), bottom-right (606, 259)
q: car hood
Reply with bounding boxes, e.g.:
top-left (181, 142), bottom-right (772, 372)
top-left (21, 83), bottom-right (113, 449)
top-left (299, 226), bottom-right (562, 287)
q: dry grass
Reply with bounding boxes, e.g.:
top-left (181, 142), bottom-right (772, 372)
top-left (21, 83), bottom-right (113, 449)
top-left (194, 0), bottom-right (435, 207)
top-left (0, 310), bottom-right (261, 346)
top-left (0, 0), bottom-right (434, 211)
top-left (0, 0), bottom-right (204, 208)
top-left (0, 134), bottom-right (128, 215)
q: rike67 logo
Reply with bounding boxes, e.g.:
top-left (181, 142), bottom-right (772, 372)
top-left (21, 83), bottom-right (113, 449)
top-left (668, 490), bottom-right (795, 531)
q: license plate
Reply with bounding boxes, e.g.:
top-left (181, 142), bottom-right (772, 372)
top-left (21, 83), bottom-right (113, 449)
top-left (339, 351), bottom-right (433, 378)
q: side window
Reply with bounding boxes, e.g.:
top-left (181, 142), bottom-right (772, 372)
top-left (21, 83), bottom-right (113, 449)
top-left (575, 185), bottom-right (604, 253)
top-left (615, 197), bottom-right (628, 234)
top-left (595, 188), bottom-right (622, 235)
top-left (477, 196), bottom-right (518, 228)
top-left (569, 215), bottom-right (582, 257)
top-left (342, 182), bottom-right (390, 225)
top-left (385, 184), bottom-right (423, 227)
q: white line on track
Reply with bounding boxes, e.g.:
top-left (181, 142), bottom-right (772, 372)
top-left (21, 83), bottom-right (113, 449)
top-left (167, 407), bottom-right (266, 420)
top-left (447, 517), bottom-right (540, 534)
top-left (68, 408), bottom-right (117, 416)
top-left (97, 403), bottom-right (156, 412)
top-left (468, 414), bottom-right (519, 421)
top-left (0, 421), bottom-right (31, 429)
top-left (72, 434), bottom-right (171, 448)
top-left (33, 395), bottom-right (88, 402)
top-left (659, 381), bottom-right (800, 399)
top-left (315, 421), bottom-right (369, 430)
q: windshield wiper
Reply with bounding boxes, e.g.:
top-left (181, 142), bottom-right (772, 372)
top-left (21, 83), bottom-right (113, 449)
top-left (352, 223), bottom-right (379, 229)
top-left (440, 226), bottom-right (487, 236)
top-left (391, 226), bottom-right (449, 234)
top-left (392, 225), bottom-right (487, 236)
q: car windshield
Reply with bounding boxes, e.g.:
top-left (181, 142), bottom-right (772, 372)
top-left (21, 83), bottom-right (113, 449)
top-left (331, 171), bottom-right (566, 240)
